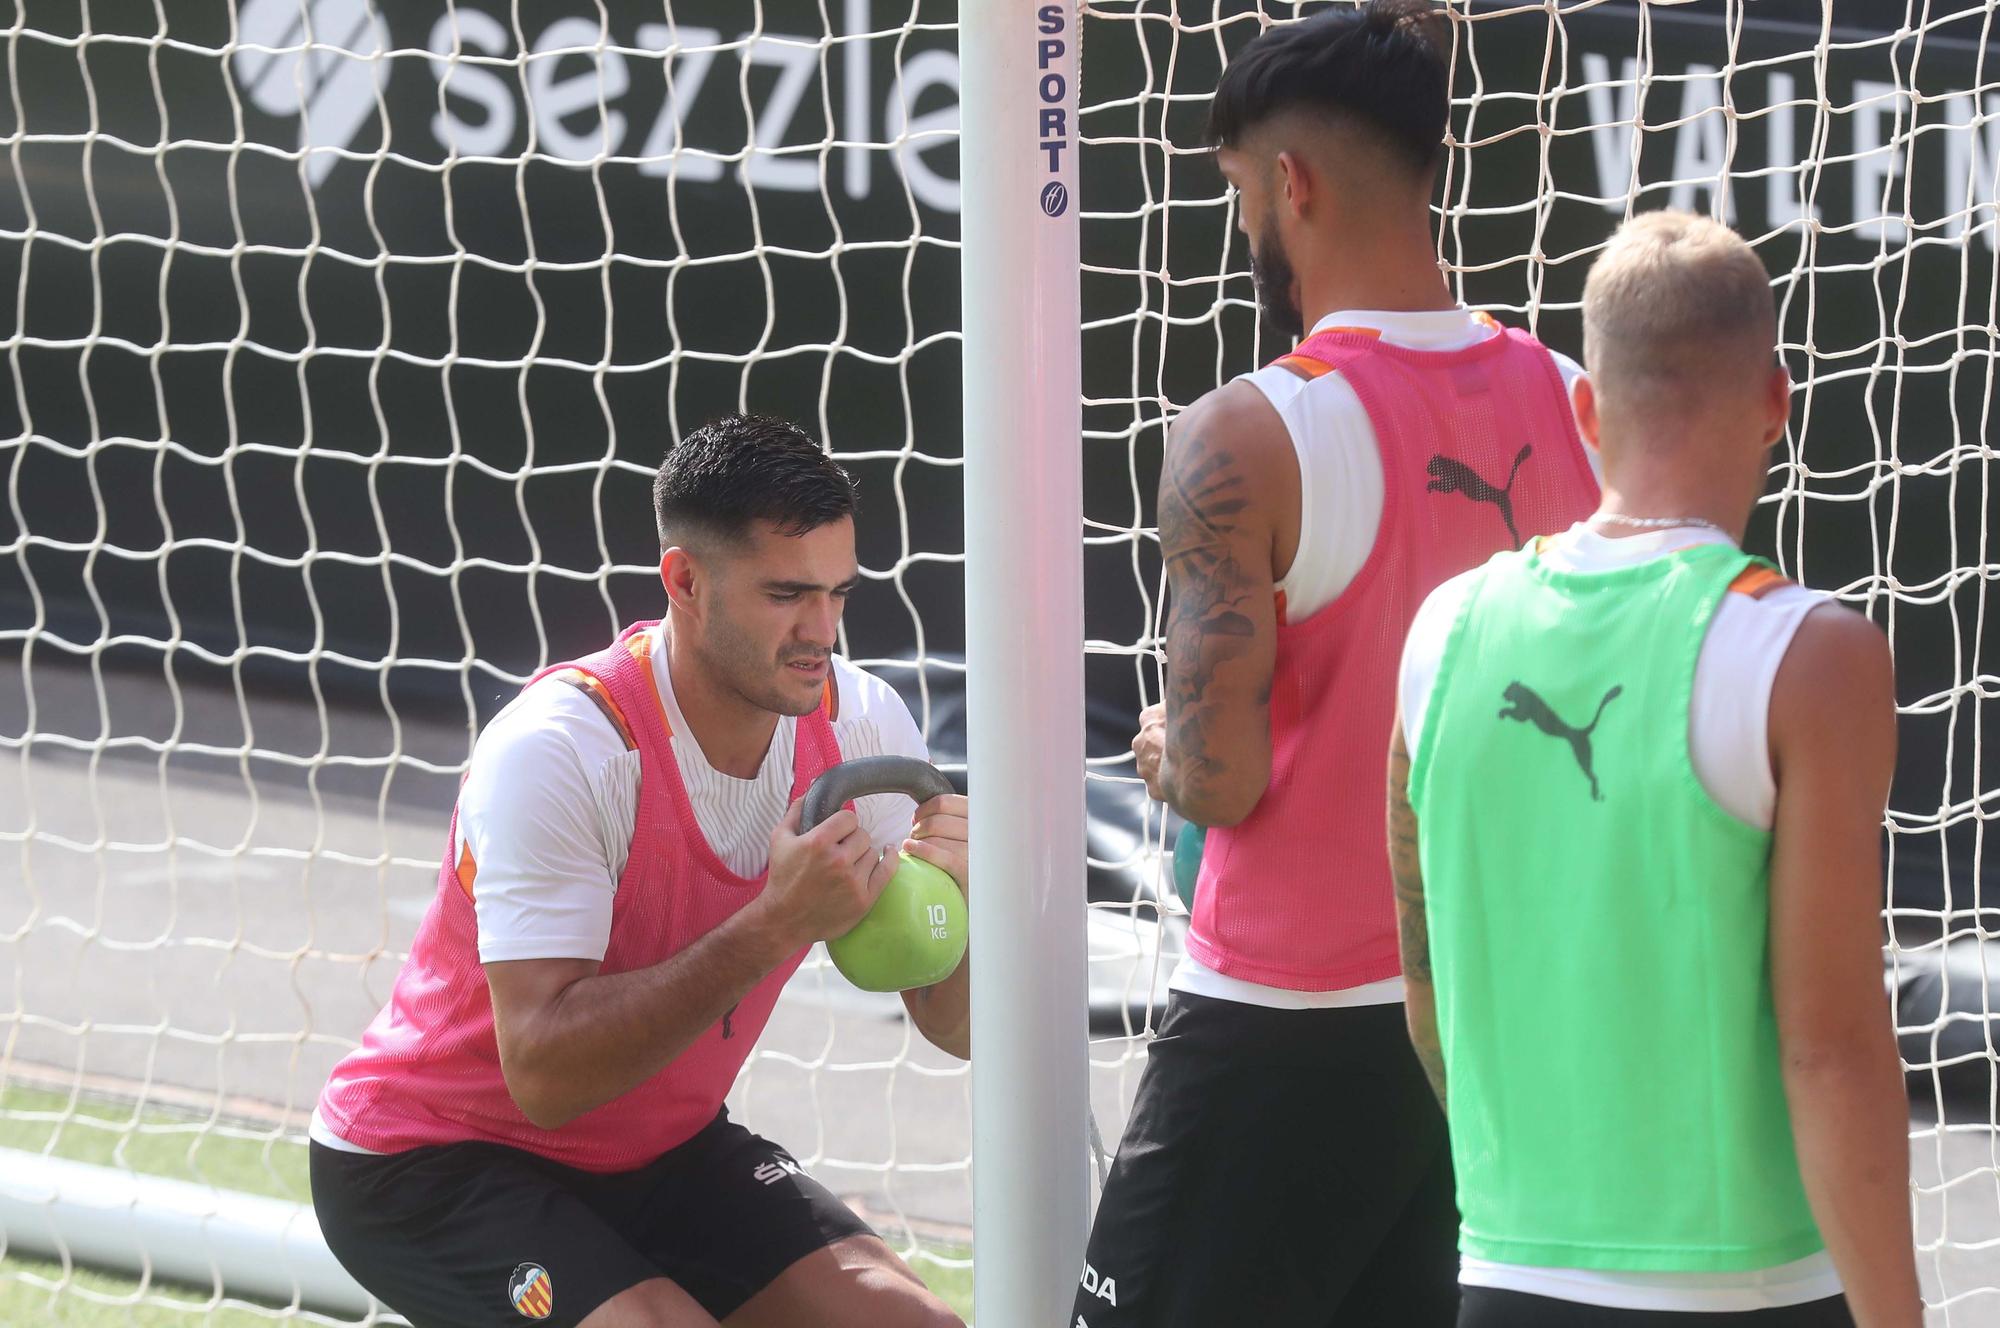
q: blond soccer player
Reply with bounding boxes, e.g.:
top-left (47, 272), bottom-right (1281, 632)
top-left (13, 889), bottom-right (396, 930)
top-left (1391, 212), bottom-right (1921, 1327)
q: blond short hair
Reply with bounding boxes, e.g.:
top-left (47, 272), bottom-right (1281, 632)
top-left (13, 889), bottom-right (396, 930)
top-left (1582, 211), bottom-right (1777, 414)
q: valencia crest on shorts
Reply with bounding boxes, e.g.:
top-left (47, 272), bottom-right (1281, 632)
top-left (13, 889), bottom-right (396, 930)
top-left (508, 1262), bottom-right (554, 1319)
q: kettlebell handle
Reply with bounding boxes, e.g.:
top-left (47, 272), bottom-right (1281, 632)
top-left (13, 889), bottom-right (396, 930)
top-left (800, 756), bottom-right (955, 834)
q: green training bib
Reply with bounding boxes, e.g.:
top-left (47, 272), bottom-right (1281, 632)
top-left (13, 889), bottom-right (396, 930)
top-left (1408, 541), bottom-right (1823, 1272)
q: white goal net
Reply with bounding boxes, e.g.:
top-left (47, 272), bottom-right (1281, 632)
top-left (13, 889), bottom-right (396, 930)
top-left (0, 1), bottom-right (1994, 1324)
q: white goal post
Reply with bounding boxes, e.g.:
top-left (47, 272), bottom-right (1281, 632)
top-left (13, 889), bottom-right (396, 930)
top-left (959, 3), bottom-right (1093, 1326)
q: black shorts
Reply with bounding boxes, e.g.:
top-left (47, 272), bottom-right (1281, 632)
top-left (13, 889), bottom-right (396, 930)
top-left (1458, 1287), bottom-right (1856, 1326)
top-left (310, 1111), bottom-right (875, 1327)
top-left (1071, 991), bottom-right (1459, 1328)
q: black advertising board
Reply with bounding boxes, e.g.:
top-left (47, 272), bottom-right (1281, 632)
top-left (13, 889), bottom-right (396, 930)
top-left (1, 1), bottom-right (1990, 911)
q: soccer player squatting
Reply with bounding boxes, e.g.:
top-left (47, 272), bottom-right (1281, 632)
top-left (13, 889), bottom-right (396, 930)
top-left (310, 416), bottom-right (969, 1328)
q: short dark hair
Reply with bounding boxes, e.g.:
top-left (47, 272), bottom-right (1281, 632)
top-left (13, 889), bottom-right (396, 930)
top-left (1207, 1), bottom-right (1450, 173)
top-left (653, 413), bottom-right (859, 550)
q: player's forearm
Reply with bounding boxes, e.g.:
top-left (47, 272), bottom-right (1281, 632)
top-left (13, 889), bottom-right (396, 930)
top-left (902, 959), bottom-right (970, 1059)
top-left (1782, 1023), bottom-right (1922, 1328)
top-left (1158, 716), bottom-right (1270, 827)
top-left (502, 906), bottom-right (800, 1129)
top-left (1403, 979), bottom-right (1447, 1110)
top-left (1385, 724), bottom-right (1443, 1106)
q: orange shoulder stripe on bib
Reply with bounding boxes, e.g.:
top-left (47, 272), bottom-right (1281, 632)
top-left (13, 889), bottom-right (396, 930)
top-left (1274, 325), bottom-right (1383, 381)
top-left (621, 631), bottom-right (673, 736)
top-left (556, 668), bottom-right (639, 751)
top-left (1727, 566), bottom-right (1792, 600)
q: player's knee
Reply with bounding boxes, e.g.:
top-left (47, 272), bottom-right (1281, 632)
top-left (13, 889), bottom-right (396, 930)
top-left (918, 1294), bottom-right (964, 1328)
top-left (901, 1295), bottom-right (963, 1328)
top-left (852, 1266), bottom-right (961, 1328)
top-left (577, 1277), bottom-right (716, 1328)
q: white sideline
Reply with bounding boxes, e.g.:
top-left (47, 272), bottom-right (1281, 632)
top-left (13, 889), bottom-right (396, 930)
top-left (0, 1148), bottom-right (402, 1322)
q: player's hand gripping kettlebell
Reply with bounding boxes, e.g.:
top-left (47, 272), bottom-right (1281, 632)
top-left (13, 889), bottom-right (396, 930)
top-left (801, 757), bottom-right (967, 993)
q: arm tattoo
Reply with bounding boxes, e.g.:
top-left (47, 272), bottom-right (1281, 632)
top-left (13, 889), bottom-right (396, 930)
top-left (1389, 728), bottom-right (1447, 1108)
top-left (1158, 429), bottom-right (1263, 809)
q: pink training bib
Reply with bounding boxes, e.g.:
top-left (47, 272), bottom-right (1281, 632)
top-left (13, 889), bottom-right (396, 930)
top-left (1185, 326), bottom-right (1599, 991)
top-left (317, 622), bottom-right (843, 1170)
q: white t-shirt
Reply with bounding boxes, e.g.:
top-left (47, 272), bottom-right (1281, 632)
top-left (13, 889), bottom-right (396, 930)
top-left (312, 625), bottom-right (928, 1154)
top-left (1169, 307), bottom-right (1594, 1012)
top-left (459, 626), bottom-right (929, 963)
top-left (1398, 523), bottom-right (1841, 1311)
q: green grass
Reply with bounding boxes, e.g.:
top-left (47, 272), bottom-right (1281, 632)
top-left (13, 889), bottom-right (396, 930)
top-left (909, 1246), bottom-right (974, 1321)
top-left (0, 1086), bottom-right (976, 1324)
top-left (0, 1257), bottom-right (312, 1326)
top-left (0, 1087), bottom-right (308, 1203)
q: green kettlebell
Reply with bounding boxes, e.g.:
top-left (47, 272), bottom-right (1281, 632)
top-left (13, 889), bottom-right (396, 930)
top-left (802, 756), bottom-right (968, 993)
top-left (1172, 820), bottom-right (1205, 912)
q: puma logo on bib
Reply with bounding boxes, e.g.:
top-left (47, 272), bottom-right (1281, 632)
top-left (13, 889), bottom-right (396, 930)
top-left (1499, 680), bottom-right (1622, 801)
top-left (1429, 445), bottom-right (1532, 545)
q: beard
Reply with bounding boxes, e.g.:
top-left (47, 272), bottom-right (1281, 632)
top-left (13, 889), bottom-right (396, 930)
top-left (1249, 218), bottom-right (1304, 345)
top-left (697, 608), bottom-right (829, 718)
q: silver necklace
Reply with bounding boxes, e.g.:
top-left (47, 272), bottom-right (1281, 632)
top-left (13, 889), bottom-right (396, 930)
top-left (1589, 513), bottom-right (1727, 534)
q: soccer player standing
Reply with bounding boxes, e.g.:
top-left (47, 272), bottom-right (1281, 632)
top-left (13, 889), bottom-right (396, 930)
top-left (1075, 5), bottom-right (1599, 1324)
top-left (310, 415), bottom-right (965, 1328)
top-left (1392, 212), bottom-right (1921, 1327)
